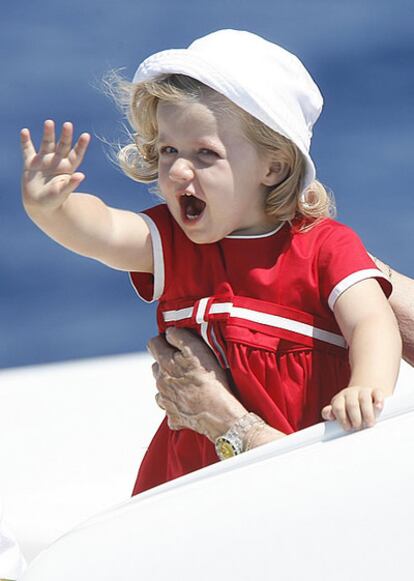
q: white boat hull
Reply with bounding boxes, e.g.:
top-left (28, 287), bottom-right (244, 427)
top-left (1, 356), bottom-right (413, 580)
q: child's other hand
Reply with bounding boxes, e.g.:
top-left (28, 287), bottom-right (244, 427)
top-left (21, 120), bottom-right (90, 213)
top-left (321, 386), bottom-right (384, 431)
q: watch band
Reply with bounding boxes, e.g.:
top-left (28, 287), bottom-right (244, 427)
top-left (214, 413), bottom-right (265, 460)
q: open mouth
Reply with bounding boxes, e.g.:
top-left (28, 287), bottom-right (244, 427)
top-left (180, 193), bottom-right (206, 222)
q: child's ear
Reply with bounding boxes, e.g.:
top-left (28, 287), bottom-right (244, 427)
top-left (262, 161), bottom-right (289, 187)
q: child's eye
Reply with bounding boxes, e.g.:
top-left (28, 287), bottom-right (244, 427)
top-left (159, 146), bottom-right (177, 155)
top-left (198, 148), bottom-right (219, 158)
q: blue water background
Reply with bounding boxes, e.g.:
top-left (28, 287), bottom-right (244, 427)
top-left (1, 0), bottom-right (413, 368)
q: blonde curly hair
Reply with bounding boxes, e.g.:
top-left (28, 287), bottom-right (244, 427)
top-left (105, 72), bottom-right (335, 223)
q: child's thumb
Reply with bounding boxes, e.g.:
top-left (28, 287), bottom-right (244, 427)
top-left (321, 405), bottom-right (335, 421)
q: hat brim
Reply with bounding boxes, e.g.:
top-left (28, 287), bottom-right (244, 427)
top-left (133, 49), bottom-right (316, 191)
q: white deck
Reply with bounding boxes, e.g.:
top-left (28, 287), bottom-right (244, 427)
top-left (0, 355), bottom-right (413, 580)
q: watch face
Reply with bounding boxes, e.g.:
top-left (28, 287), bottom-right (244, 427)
top-left (216, 438), bottom-right (236, 460)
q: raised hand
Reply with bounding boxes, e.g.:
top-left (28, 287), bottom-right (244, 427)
top-left (21, 120), bottom-right (90, 213)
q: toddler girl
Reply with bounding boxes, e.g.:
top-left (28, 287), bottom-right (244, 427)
top-left (21, 30), bottom-right (401, 494)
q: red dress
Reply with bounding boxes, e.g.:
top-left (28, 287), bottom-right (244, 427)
top-left (130, 204), bottom-right (391, 494)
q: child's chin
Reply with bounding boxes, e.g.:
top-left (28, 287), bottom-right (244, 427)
top-left (184, 229), bottom-right (221, 245)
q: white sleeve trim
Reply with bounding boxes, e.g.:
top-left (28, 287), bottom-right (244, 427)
top-left (129, 213), bottom-right (165, 303)
top-left (328, 268), bottom-right (388, 311)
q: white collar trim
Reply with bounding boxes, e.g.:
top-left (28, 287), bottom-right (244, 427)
top-left (225, 222), bottom-right (285, 239)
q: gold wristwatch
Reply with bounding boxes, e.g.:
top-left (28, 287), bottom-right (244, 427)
top-left (215, 413), bottom-right (265, 460)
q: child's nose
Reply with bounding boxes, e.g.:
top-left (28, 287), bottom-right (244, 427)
top-left (169, 158), bottom-right (194, 182)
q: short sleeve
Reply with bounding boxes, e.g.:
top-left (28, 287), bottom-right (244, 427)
top-left (318, 222), bottom-right (392, 310)
top-left (129, 204), bottom-right (173, 303)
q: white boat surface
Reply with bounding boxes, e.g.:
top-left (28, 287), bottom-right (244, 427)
top-left (0, 355), bottom-right (413, 580)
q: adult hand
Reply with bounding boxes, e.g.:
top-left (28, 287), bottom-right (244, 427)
top-left (148, 327), bottom-right (247, 442)
top-left (371, 254), bottom-right (414, 367)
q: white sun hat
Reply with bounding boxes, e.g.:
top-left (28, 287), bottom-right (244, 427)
top-left (132, 29), bottom-right (323, 191)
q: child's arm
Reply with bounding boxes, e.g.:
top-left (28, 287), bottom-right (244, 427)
top-left (21, 120), bottom-right (153, 273)
top-left (321, 278), bottom-right (402, 430)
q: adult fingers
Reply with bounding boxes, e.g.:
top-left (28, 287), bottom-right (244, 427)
top-left (165, 327), bottom-right (205, 363)
top-left (165, 327), bottom-right (225, 377)
top-left (155, 392), bottom-right (164, 409)
top-left (152, 364), bottom-right (176, 400)
top-left (147, 334), bottom-right (184, 377)
top-left (171, 346), bottom-right (194, 371)
top-left (148, 334), bottom-right (174, 362)
top-left (167, 414), bottom-right (184, 431)
top-left (165, 327), bottom-right (197, 357)
top-left (151, 361), bottom-right (159, 379)
top-left (153, 368), bottom-right (177, 416)
top-left (39, 119), bottom-right (56, 154)
top-left (155, 393), bottom-right (181, 426)
top-left (156, 389), bottom-right (179, 416)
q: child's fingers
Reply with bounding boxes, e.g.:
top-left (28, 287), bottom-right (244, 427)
top-left (344, 392), bottom-right (363, 429)
top-left (359, 390), bottom-right (376, 428)
top-left (55, 122), bottom-right (74, 157)
top-left (321, 404), bottom-right (335, 421)
top-left (39, 119), bottom-right (56, 154)
top-left (330, 395), bottom-right (352, 431)
top-left (59, 172), bottom-right (85, 197)
top-left (323, 388), bottom-right (385, 431)
top-left (71, 132), bottom-right (91, 166)
top-left (372, 388), bottom-right (384, 412)
top-left (20, 128), bottom-right (36, 162)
